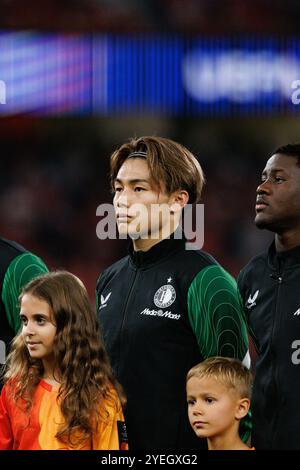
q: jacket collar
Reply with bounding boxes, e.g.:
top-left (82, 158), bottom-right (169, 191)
top-left (128, 229), bottom-right (186, 268)
top-left (268, 240), bottom-right (300, 270)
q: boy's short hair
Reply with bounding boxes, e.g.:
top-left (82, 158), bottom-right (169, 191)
top-left (110, 135), bottom-right (205, 204)
top-left (187, 357), bottom-right (253, 399)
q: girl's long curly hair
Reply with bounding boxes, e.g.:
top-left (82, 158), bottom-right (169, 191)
top-left (4, 271), bottom-right (125, 447)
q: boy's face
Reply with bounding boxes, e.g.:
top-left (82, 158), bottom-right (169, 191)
top-left (113, 157), bottom-right (179, 248)
top-left (186, 375), bottom-right (245, 440)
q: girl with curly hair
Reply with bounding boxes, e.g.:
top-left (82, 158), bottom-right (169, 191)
top-left (0, 271), bottom-right (127, 450)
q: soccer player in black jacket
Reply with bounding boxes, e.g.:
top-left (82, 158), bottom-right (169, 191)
top-left (238, 144), bottom-right (300, 449)
top-left (97, 136), bottom-right (249, 450)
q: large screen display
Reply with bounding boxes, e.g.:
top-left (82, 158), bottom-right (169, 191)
top-left (1, 32), bottom-right (300, 115)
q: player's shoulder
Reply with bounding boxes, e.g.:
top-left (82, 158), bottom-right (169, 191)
top-left (240, 250), bottom-right (268, 277)
top-left (96, 255), bottom-right (129, 289)
top-left (181, 246), bottom-right (220, 270)
top-left (0, 237), bottom-right (47, 270)
top-left (0, 237), bottom-right (27, 258)
top-left (238, 250), bottom-right (269, 290)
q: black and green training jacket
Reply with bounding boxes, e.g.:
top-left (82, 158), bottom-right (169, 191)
top-left (0, 237), bottom-right (48, 367)
top-left (97, 234), bottom-right (249, 450)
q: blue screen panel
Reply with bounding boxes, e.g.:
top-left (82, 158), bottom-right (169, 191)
top-left (1, 33), bottom-right (300, 116)
top-left (0, 31), bottom-right (92, 115)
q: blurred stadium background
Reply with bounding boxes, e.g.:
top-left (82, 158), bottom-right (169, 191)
top-left (1, 0), bottom-right (300, 300)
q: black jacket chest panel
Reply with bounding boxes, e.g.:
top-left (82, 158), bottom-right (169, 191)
top-left (98, 249), bottom-right (213, 378)
top-left (0, 238), bottom-right (27, 355)
top-left (97, 240), bottom-right (217, 449)
top-left (239, 244), bottom-right (300, 449)
top-left (242, 258), bottom-right (300, 359)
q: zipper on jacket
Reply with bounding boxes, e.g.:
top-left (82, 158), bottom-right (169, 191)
top-left (269, 272), bottom-right (283, 448)
top-left (117, 267), bottom-right (139, 376)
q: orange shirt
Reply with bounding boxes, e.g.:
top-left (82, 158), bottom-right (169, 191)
top-left (0, 379), bottom-right (128, 450)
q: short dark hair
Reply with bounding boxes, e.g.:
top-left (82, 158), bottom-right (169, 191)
top-left (273, 144), bottom-right (300, 167)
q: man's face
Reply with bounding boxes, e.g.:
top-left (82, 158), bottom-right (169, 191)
top-left (113, 158), bottom-right (176, 246)
top-left (255, 153), bottom-right (300, 233)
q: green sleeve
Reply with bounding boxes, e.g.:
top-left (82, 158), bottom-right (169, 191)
top-left (187, 264), bottom-right (249, 362)
top-left (2, 252), bottom-right (48, 334)
top-left (187, 265), bottom-right (251, 443)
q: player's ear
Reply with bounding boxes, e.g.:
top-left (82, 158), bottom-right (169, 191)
top-left (235, 398), bottom-right (250, 420)
top-left (169, 190), bottom-right (189, 213)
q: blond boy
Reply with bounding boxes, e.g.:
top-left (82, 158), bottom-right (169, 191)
top-left (187, 357), bottom-right (253, 450)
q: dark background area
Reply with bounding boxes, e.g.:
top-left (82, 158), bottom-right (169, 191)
top-left (1, 0), bottom-right (300, 34)
top-left (1, 1), bottom-right (300, 300)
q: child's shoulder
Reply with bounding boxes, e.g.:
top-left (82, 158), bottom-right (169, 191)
top-left (103, 386), bottom-right (121, 407)
top-left (99, 386), bottom-right (123, 420)
top-left (2, 377), bottom-right (19, 396)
